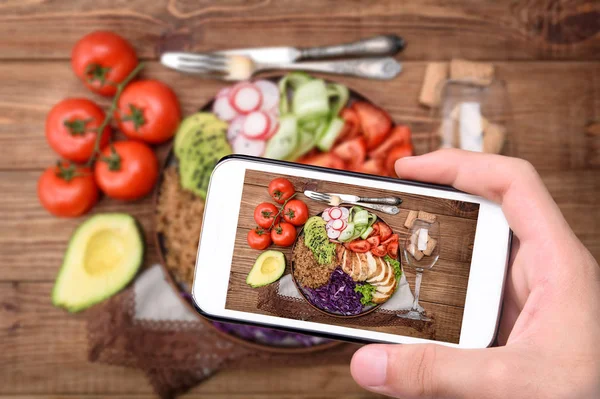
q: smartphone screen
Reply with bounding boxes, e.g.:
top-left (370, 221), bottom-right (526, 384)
top-left (194, 156), bottom-right (510, 347)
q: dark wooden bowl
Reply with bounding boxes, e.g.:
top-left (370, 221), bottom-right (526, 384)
top-left (291, 208), bottom-right (400, 319)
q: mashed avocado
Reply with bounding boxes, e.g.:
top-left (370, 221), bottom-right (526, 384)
top-left (304, 216), bottom-right (337, 265)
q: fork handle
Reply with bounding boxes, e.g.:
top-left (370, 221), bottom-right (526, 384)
top-left (359, 196), bottom-right (402, 205)
top-left (299, 35), bottom-right (405, 60)
top-left (354, 202), bottom-right (400, 215)
top-left (273, 58), bottom-right (402, 80)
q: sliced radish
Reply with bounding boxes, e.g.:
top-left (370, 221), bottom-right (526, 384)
top-left (331, 219), bottom-right (345, 231)
top-left (254, 80), bottom-right (280, 111)
top-left (232, 135), bottom-right (266, 156)
top-left (322, 208), bottom-right (332, 222)
top-left (341, 207), bottom-right (350, 219)
top-left (227, 116), bottom-right (245, 143)
top-left (213, 95), bottom-right (238, 122)
top-left (229, 83), bottom-right (263, 114)
top-left (216, 87), bottom-right (231, 98)
top-left (264, 112), bottom-right (279, 140)
top-left (242, 111), bottom-right (271, 139)
top-left (327, 227), bottom-right (341, 240)
top-left (329, 207), bottom-right (343, 220)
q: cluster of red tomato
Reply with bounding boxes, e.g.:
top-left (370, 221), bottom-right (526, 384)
top-left (38, 31), bottom-right (181, 217)
top-left (247, 177), bottom-right (309, 250)
top-left (297, 101), bottom-right (413, 177)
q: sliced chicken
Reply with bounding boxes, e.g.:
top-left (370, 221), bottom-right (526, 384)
top-left (357, 253), bottom-right (370, 281)
top-left (365, 252), bottom-right (379, 280)
top-left (367, 256), bottom-right (391, 284)
top-left (341, 249), bottom-right (352, 277)
top-left (350, 252), bottom-right (363, 281)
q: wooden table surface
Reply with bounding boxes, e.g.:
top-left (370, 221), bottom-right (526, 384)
top-left (0, 1), bottom-right (598, 398)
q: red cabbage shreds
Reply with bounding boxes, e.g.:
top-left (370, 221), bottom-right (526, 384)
top-left (304, 267), bottom-right (364, 315)
top-left (211, 322), bottom-right (329, 347)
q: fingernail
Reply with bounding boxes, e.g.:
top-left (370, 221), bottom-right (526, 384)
top-left (354, 347), bottom-right (387, 387)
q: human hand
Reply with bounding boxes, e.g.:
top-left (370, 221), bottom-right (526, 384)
top-left (351, 149), bottom-right (600, 399)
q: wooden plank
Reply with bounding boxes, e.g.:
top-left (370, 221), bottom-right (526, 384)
top-left (0, 171), bottom-right (161, 281)
top-left (244, 169), bottom-right (480, 219)
top-left (0, 395), bottom-right (385, 399)
top-left (0, 61), bottom-right (598, 172)
top-left (0, 282), bottom-right (371, 396)
top-left (0, 1), bottom-right (598, 61)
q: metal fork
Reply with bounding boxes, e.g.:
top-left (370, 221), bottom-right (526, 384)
top-left (160, 52), bottom-right (402, 81)
top-left (304, 191), bottom-right (400, 215)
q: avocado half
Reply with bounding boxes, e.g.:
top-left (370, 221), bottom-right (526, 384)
top-left (246, 250), bottom-right (286, 288)
top-left (52, 213), bottom-right (144, 312)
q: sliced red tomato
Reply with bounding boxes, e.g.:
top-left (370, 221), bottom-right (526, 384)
top-left (381, 233), bottom-right (399, 246)
top-left (376, 222), bottom-right (393, 241)
top-left (369, 125), bottom-right (412, 160)
top-left (371, 245), bottom-right (387, 257)
top-left (332, 137), bottom-right (367, 170)
top-left (336, 107), bottom-right (361, 143)
top-left (348, 239), bottom-right (370, 253)
top-left (387, 241), bottom-right (399, 258)
top-left (297, 153), bottom-right (345, 170)
top-left (366, 236), bottom-right (380, 247)
top-left (385, 144), bottom-right (414, 177)
top-left (352, 101), bottom-right (392, 150)
top-left (356, 158), bottom-right (386, 176)
top-left (369, 223), bottom-right (380, 237)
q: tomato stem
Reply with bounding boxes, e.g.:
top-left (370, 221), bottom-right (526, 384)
top-left (85, 62), bottom-right (146, 168)
top-left (268, 192), bottom-right (297, 230)
top-left (120, 103), bottom-right (146, 130)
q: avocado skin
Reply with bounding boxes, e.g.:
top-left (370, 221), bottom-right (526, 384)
top-left (175, 113), bottom-right (231, 199)
top-left (246, 250), bottom-right (286, 288)
top-left (51, 213), bottom-right (144, 313)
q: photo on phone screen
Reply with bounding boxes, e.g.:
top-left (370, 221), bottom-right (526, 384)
top-left (225, 169), bottom-right (480, 344)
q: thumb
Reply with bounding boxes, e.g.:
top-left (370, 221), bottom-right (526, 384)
top-left (351, 344), bottom-right (500, 399)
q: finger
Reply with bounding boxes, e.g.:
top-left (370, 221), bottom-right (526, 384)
top-left (394, 149), bottom-right (569, 241)
top-left (351, 343), bottom-right (499, 399)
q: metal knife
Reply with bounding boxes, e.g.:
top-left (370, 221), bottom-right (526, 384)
top-left (217, 34), bottom-right (404, 64)
top-left (328, 193), bottom-right (402, 206)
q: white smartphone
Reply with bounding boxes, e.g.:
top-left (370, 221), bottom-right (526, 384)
top-left (192, 155), bottom-right (511, 348)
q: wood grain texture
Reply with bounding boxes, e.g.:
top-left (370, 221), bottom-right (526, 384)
top-left (0, 283), bottom-right (372, 396)
top-left (0, 0), bottom-right (598, 396)
top-left (225, 170), bottom-right (476, 342)
top-left (0, 0), bottom-right (598, 61)
top-left (0, 61), bottom-right (598, 172)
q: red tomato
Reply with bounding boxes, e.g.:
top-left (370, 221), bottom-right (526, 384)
top-left (37, 162), bottom-right (98, 217)
top-left (332, 137), bottom-right (367, 170)
top-left (247, 227), bottom-right (272, 250)
top-left (348, 240), bottom-right (370, 253)
top-left (385, 144), bottom-right (414, 177)
top-left (45, 98), bottom-right (110, 162)
top-left (371, 245), bottom-right (387, 257)
top-left (376, 222), bottom-right (393, 241)
top-left (381, 234), bottom-right (399, 246)
top-left (253, 202), bottom-right (280, 228)
top-left (297, 153), bottom-right (346, 170)
top-left (352, 102), bottom-right (392, 150)
top-left (71, 31), bottom-right (138, 96)
top-left (268, 177), bottom-right (295, 204)
top-left (369, 125), bottom-right (412, 159)
top-left (369, 223), bottom-right (380, 237)
top-left (356, 158), bottom-right (386, 176)
top-left (283, 199), bottom-right (309, 226)
top-left (387, 241), bottom-right (399, 258)
top-left (94, 141), bottom-right (158, 200)
top-left (271, 222), bottom-right (297, 247)
top-left (336, 107), bottom-right (361, 143)
top-left (115, 80), bottom-right (181, 144)
top-left (366, 236), bottom-right (380, 247)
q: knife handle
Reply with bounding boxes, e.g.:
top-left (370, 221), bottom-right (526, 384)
top-left (354, 202), bottom-right (400, 215)
top-left (299, 35), bottom-right (405, 60)
top-left (359, 196), bottom-right (402, 205)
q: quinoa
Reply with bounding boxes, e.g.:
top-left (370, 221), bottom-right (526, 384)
top-left (156, 166), bottom-right (205, 288)
top-left (293, 239), bottom-right (338, 289)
